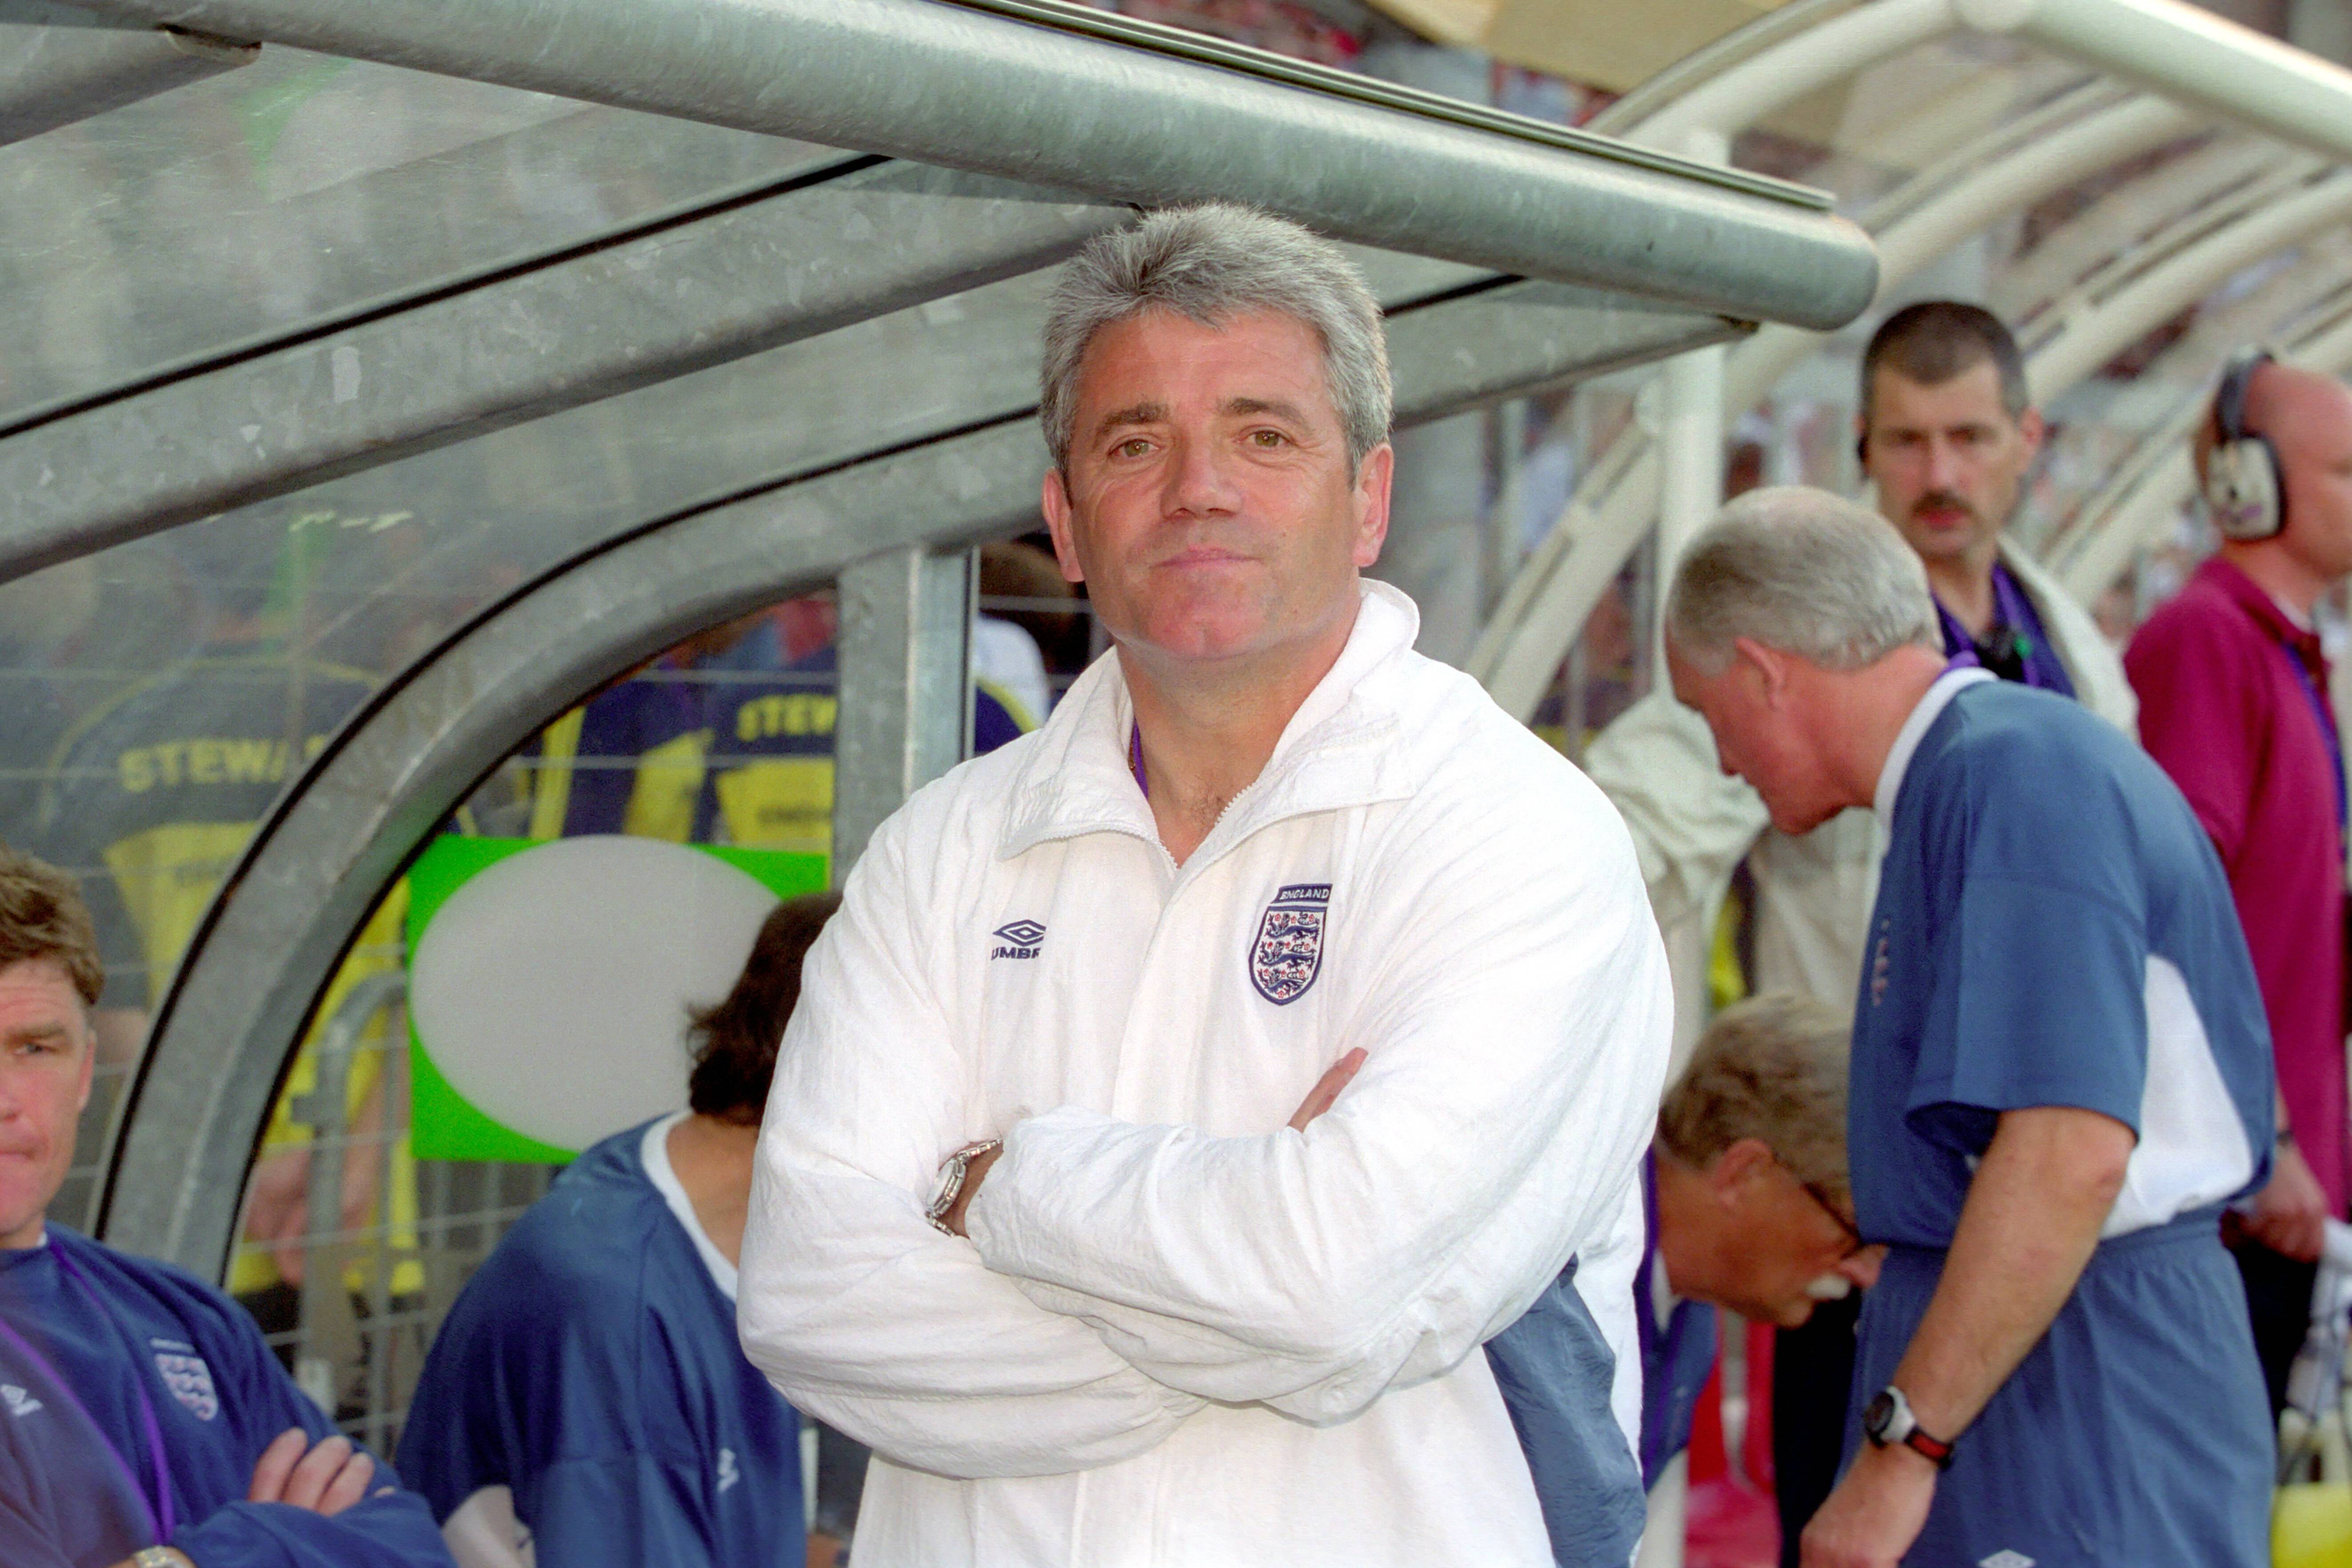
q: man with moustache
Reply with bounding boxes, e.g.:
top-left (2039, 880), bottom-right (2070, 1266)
top-left (737, 205), bottom-right (1671, 1567)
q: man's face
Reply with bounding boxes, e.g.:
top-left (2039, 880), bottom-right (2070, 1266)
top-left (1667, 641), bottom-right (1846, 835)
top-left (0, 958), bottom-right (94, 1250)
top-left (2276, 374), bottom-right (2352, 582)
top-left (1686, 1150), bottom-right (1880, 1328)
top-left (1042, 308), bottom-right (1391, 671)
top-left (1860, 360), bottom-right (2043, 566)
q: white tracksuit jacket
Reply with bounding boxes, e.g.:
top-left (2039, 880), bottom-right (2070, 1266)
top-left (739, 581), bottom-right (1673, 1567)
top-left (1582, 539), bottom-right (2136, 1061)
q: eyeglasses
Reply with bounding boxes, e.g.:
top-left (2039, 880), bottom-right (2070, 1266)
top-left (1798, 1177), bottom-right (1867, 1260)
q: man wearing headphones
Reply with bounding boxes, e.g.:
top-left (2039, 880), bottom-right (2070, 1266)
top-left (2127, 351), bottom-right (2352, 1410)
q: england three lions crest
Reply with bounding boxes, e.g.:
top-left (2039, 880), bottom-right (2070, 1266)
top-left (1250, 883), bottom-right (1330, 1006)
top-left (152, 1340), bottom-right (218, 1421)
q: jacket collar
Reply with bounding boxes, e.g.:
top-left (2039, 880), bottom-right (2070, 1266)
top-left (2200, 555), bottom-right (2324, 659)
top-left (999, 580), bottom-right (1423, 862)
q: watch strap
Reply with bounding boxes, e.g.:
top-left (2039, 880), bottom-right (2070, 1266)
top-left (926, 1139), bottom-right (1002, 1235)
top-left (1901, 1425), bottom-right (1956, 1469)
top-left (1864, 1385), bottom-right (1955, 1470)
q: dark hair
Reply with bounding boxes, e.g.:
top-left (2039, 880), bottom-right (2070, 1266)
top-left (686, 890), bottom-right (841, 1121)
top-left (0, 845), bottom-right (103, 1007)
top-left (1860, 301), bottom-right (2030, 422)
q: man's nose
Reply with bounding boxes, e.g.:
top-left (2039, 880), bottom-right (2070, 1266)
top-left (1924, 437), bottom-right (1965, 490)
top-left (1839, 1244), bottom-right (1886, 1291)
top-left (1164, 433), bottom-right (1242, 515)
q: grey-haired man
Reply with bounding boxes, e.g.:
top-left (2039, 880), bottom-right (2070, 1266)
top-left (739, 205), bottom-right (1672, 1565)
top-left (1666, 486), bottom-right (2272, 1568)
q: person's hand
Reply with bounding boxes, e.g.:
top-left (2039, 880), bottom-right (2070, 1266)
top-left (247, 1428), bottom-right (375, 1516)
top-left (241, 1150), bottom-right (314, 1286)
top-left (1799, 1440), bottom-right (1938, 1568)
top-left (1288, 1049), bottom-right (1366, 1132)
top-left (2243, 1139), bottom-right (2329, 1263)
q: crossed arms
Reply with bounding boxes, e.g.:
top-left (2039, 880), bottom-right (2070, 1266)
top-left (735, 793), bottom-right (1670, 1479)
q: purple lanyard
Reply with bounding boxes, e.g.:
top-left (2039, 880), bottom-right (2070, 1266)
top-left (0, 1242), bottom-right (178, 1542)
top-left (2277, 639), bottom-right (2348, 837)
top-left (1128, 721), bottom-right (1148, 798)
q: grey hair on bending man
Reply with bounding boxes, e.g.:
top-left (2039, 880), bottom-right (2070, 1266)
top-left (1037, 205), bottom-right (1394, 474)
top-left (1666, 486), bottom-right (1943, 674)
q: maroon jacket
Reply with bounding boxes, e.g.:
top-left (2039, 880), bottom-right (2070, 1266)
top-left (2128, 556), bottom-right (2348, 1212)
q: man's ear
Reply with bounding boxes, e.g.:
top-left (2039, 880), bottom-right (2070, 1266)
top-left (1351, 442), bottom-right (1394, 569)
top-left (1040, 468), bottom-right (1086, 586)
top-left (2015, 405), bottom-right (2047, 463)
top-left (1730, 636), bottom-right (1791, 707)
top-left (1707, 1137), bottom-right (1777, 1204)
top-left (74, 1018), bottom-right (95, 1117)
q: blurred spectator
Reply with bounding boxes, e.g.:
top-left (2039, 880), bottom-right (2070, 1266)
top-left (0, 845), bottom-right (455, 1568)
top-left (2126, 353), bottom-right (2352, 1415)
top-left (398, 892), bottom-right (841, 1568)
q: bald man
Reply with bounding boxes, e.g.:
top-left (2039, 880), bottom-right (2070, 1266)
top-left (2127, 354), bottom-right (2352, 1412)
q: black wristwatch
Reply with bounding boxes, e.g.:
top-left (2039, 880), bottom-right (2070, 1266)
top-left (1862, 1385), bottom-right (1955, 1470)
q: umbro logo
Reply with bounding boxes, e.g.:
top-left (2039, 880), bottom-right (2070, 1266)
top-left (717, 1446), bottom-right (741, 1494)
top-left (991, 920), bottom-right (1045, 960)
top-left (0, 1384), bottom-right (41, 1418)
top-left (1980, 1553), bottom-right (2035, 1568)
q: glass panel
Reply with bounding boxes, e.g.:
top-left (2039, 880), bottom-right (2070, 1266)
top-left (0, 47), bottom-right (839, 426)
top-left (211, 561), bottom-right (1102, 1557)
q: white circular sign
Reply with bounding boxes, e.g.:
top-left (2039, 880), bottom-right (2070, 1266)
top-left (409, 836), bottom-right (780, 1152)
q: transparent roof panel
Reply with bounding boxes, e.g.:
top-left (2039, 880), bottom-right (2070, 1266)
top-left (0, 47), bottom-right (842, 426)
top-left (1750, 36), bottom-right (2091, 204)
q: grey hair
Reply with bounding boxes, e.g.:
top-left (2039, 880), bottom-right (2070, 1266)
top-left (1667, 485), bottom-right (1941, 672)
top-left (1040, 204), bottom-right (1392, 474)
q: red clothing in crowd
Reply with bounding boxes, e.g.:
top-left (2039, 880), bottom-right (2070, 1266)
top-left (2127, 556), bottom-right (2349, 1212)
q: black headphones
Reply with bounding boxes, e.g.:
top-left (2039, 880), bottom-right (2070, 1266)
top-left (2205, 347), bottom-right (2285, 542)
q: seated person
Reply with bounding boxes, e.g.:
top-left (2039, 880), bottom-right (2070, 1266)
top-left (1493, 992), bottom-right (1871, 1564)
top-left (0, 845), bottom-right (454, 1568)
top-left (398, 892), bottom-right (841, 1568)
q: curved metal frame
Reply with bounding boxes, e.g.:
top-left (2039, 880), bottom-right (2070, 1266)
top-left (100, 416), bottom-right (1050, 1270)
top-left (73, 0), bottom-right (1877, 331)
top-left (95, 272), bottom-right (1746, 1275)
top-left (1469, 0), bottom-right (2352, 722)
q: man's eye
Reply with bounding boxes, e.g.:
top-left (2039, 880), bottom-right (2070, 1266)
top-left (1250, 429), bottom-right (1287, 448)
top-left (1116, 438), bottom-right (1151, 458)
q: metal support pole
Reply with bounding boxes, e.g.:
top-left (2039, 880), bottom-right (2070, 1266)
top-left (833, 545), bottom-right (976, 879)
top-left (1959, 0), bottom-right (2352, 167)
top-left (0, 4), bottom-right (255, 146)
top-left (69, 0), bottom-right (1878, 332)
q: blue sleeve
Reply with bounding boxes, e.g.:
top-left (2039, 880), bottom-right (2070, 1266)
top-left (527, 1456), bottom-right (721, 1568)
top-left (1482, 1263), bottom-right (1645, 1568)
top-left (1906, 761), bottom-right (2149, 1155)
top-left (172, 1489), bottom-right (453, 1568)
top-left (169, 1276), bottom-right (457, 1568)
top-left (0, 1488), bottom-right (74, 1568)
